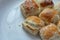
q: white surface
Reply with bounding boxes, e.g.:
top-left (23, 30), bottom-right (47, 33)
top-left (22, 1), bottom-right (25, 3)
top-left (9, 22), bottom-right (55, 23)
top-left (0, 0), bottom-right (60, 40)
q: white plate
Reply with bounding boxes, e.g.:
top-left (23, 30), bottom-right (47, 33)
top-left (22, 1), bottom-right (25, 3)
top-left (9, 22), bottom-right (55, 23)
top-left (0, 0), bottom-right (60, 40)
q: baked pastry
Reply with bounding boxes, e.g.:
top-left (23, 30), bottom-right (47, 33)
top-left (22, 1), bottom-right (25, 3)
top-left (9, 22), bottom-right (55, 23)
top-left (54, 2), bottom-right (60, 17)
top-left (20, 0), bottom-right (40, 18)
top-left (57, 21), bottom-right (60, 32)
top-left (20, 0), bottom-right (54, 18)
top-left (22, 16), bottom-right (45, 35)
top-left (34, 0), bottom-right (54, 9)
top-left (39, 8), bottom-right (59, 24)
top-left (39, 24), bottom-right (60, 40)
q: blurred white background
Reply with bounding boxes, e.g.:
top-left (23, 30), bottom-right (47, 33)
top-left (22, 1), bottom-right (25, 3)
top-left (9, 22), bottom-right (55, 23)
top-left (0, 0), bottom-right (23, 18)
top-left (0, 0), bottom-right (23, 40)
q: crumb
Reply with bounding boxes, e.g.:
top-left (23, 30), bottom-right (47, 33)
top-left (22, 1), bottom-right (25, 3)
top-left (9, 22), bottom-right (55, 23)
top-left (9, 26), bottom-right (11, 29)
top-left (19, 25), bottom-right (21, 27)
